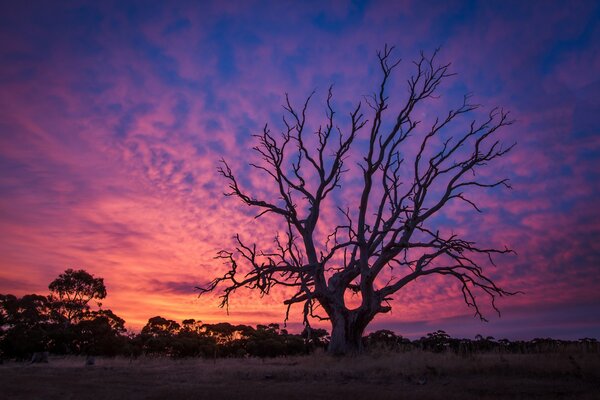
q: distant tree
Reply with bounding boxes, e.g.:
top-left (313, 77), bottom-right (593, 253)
top-left (280, 331), bottom-right (306, 355)
top-left (0, 294), bottom-right (16, 329)
top-left (0, 294), bottom-right (53, 358)
top-left (473, 333), bottom-right (496, 352)
top-left (0, 295), bottom-right (7, 351)
top-left (245, 328), bottom-right (278, 357)
top-left (141, 316), bottom-right (181, 337)
top-left (73, 309), bottom-right (128, 356)
top-left (1, 294), bottom-right (52, 327)
top-left (301, 326), bottom-right (330, 350)
top-left (420, 330), bottom-right (452, 352)
top-left (199, 46), bottom-right (517, 355)
top-left (173, 319), bottom-right (218, 358)
top-left (180, 319), bottom-right (203, 334)
top-left (49, 269), bottom-right (107, 324)
top-left (364, 329), bottom-right (410, 351)
top-left (201, 322), bottom-right (240, 344)
top-left (140, 316), bottom-right (180, 355)
top-left (86, 309), bottom-right (127, 335)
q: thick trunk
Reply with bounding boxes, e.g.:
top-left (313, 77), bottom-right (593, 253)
top-left (327, 311), bottom-right (369, 356)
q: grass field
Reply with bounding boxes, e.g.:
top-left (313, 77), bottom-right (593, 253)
top-left (1, 350), bottom-right (599, 399)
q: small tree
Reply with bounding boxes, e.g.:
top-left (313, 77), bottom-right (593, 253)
top-left (49, 269), bottom-right (107, 324)
top-left (199, 47), bottom-right (516, 355)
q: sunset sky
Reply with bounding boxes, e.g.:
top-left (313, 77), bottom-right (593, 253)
top-left (1, 1), bottom-right (599, 339)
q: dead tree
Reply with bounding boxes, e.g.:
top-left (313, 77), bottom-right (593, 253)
top-left (199, 46), bottom-right (517, 355)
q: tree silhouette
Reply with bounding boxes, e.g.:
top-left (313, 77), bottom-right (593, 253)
top-left (49, 269), bottom-right (106, 324)
top-left (141, 316), bottom-right (181, 337)
top-left (199, 46), bottom-right (517, 355)
top-left (73, 310), bottom-right (127, 356)
top-left (0, 294), bottom-right (52, 358)
top-left (140, 316), bottom-right (181, 355)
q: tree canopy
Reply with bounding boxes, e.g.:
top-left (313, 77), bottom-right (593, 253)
top-left (49, 268), bottom-right (107, 324)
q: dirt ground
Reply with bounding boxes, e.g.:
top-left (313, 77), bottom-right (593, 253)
top-left (1, 351), bottom-right (599, 400)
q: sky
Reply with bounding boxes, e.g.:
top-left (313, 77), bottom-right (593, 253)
top-left (0, 0), bottom-right (599, 339)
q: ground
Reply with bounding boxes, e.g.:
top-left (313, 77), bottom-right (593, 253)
top-left (1, 351), bottom-right (599, 400)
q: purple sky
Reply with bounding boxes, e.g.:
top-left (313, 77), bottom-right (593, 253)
top-left (0, 1), bottom-right (599, 339)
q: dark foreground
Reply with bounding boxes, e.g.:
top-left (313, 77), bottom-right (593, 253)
top-left (1, 351), bottom-right (599, 400)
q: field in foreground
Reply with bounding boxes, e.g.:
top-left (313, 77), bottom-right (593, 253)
top-left (1, 351), bottom-right (599, 400)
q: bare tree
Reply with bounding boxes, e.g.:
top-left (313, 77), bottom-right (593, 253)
top-left (199, 46), bottom-right (517, 355)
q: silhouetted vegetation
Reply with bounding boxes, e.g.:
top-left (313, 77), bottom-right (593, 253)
top-left (1, 270), bottom-right (598, 362)
top-left (0, 270), bottom-right (126, 360)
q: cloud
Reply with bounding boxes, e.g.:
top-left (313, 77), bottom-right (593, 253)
top-left (148, 279), bottom-right (200, 295)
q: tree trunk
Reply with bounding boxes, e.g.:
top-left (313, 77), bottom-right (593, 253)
top-left (327, 310), bottom-right (368, 356)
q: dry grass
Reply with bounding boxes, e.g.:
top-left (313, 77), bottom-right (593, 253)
top-left (1, 350), bottom-right (599, 399)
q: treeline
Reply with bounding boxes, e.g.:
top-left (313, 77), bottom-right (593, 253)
top-left (0, 269), bottom-right (329, 359)
top-left (365, 329), bottom-right (599, 355)
top-left (1, 270), bottom-right (598, 360)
